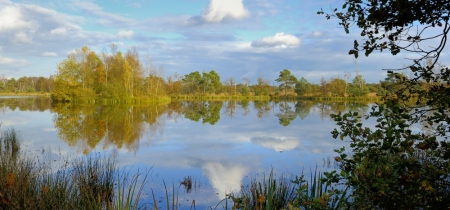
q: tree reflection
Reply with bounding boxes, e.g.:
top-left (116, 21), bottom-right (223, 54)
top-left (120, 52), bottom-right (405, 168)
top-left (0, 97), bottom-right (374, 153)
top-left (295, 101), bottom-right (314, 120)
top-left (0, 97), bottom-right (51, 112)
top-left (223, 101), bottom-right (237, 119)
top-left (183, 101), bottom-right (223, 125)
top-left (253, 100), bottom-right (271, 119)
top-left (275, 101), bottom-right (297, 126)
top-left (237, 100), bottom-right (250, 116)
top-left (52, 103), bottom-right (166, 153)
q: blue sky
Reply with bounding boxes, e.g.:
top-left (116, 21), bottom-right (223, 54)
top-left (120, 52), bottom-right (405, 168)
top-left (0, 0), bottom-right (429, 84)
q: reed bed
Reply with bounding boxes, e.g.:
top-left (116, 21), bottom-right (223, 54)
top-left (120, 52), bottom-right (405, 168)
top-left (0, 128), bottom-right (148, 210)
top-left (224, 170), bottom-right (299, 210)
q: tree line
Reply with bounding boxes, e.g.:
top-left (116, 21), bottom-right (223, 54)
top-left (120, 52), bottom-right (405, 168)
top-left (1, 45), bottom-right (411, 100)
top-left (0, 75), bottom-right (54, 94)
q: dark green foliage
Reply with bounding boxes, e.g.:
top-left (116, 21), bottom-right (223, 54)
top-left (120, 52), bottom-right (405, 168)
top-left (292, 169), bottom-right (349, 210)
top-left (276, 69), bottom-right (298, 96)
top-left (330, 102), bottom-right (450, 209)
top-left (320, 0), bottom-right (450, 208)
top-left (348, 75), bottom-right (369, 97)
top-left (295, 77), bottom-right (312, 96)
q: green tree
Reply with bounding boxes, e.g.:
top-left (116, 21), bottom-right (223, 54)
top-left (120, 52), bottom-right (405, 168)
top-left (183, 71), bottom-right (202, 94)
top-left (203, 70), bottom-right (222, 94)
top-left (276, 69), bottom-right (297, 95)
top-left (349, 74), bottom-right (369, 96)
top-left (319, 0), bottom-right (450, 209)
top-left (52, 54), bottom-right (83, 101)
top-left (295, 77), bottom-right (311, 96)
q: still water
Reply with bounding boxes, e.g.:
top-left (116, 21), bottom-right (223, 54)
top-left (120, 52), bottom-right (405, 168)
top-left (0, 97), bottom-right (370, 208)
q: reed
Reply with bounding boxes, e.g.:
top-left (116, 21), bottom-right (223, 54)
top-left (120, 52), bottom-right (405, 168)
top-left (227, 170), bottom-right (297, 210)
top-left (115, 168), bottom-right (150, 210)
top-left (292, 168), bottom-right (349, 210)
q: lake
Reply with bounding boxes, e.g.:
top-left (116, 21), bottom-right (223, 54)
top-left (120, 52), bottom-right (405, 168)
top-left (0, 96), bottom-right (370, 208)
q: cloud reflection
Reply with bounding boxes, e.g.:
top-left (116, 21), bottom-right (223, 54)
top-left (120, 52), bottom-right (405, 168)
top-left (201, 161), bottom-right (248, 198)
top-left (251, 136), bottom-right (300, 152)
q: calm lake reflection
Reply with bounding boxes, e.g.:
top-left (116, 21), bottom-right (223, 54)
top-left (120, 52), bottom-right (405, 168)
top-left (0, 97), bottom-right (370, 208)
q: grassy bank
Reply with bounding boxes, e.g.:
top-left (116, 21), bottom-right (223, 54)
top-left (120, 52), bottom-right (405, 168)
top-left (0, 92), bottom-right (51, 97)
top-left (294, 95), bottom-right (381, 102)
top-left (171, 95), bottom-right (271, 101)
top-left (51, 96), bottom-right (172, 104)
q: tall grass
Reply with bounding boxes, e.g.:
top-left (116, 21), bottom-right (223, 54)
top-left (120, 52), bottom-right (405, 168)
top-left (227, 170), bottom-right (297, 210)
top-left (0, 128), bottom-right (147, 210)
top-left (225, 168), bottom-right (349, 210)
top-left (115, 168), bottom-right (150, 210)
top-left (292, 168), bottom-right (349, 210)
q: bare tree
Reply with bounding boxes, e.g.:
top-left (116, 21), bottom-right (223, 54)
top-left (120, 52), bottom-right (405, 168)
top-left (344, 72), bottom-right (351, 95)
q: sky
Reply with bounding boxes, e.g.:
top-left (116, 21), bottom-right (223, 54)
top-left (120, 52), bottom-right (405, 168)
top-left (0, 0), bottom-right (440, 84)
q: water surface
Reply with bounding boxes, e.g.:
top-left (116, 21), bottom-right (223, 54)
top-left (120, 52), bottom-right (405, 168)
top-left (0, 97), bottom-right (370, 208)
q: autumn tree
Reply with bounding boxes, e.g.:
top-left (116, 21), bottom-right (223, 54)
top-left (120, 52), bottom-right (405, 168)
top-left (328, 77), bottom-right (346, 96)
top-left (52, 46), bottom-right (149, 101)
top-left (166, 73), bottom-right (182, 95)
top-left (253, 76), bottom-right (271, 96)
top-left (224, 77), bottom-right (236, 95)
top-left (53, 53), bottom-right (84, 101)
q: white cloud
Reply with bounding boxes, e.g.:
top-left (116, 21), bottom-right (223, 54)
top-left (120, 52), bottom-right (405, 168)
top-left (201, 0), bottom-right (249, 23)
top-left (0, 5), bottom-right (34, 32)
top-left (0, 55), bottom-right (15, 64)
top-left (50, 27), bottom-right (68, 36)
top-left (0, 55), bottom-right (27, 66)
top-left (13, 32), bottom-right (33, 43)
top-left (117, 30), bottom-right (134, 39)
top-left (42, 52), bottom-right (57, 57)
top-left (251, 33), bottom-right (301, 48)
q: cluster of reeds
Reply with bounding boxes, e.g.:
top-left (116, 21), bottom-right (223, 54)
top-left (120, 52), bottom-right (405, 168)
top-left (0, 128), bottom-right (148, 210)
top-left (291, 169), bottom-right (349, 210)
top-left (224, 170), bottom-right (297, 210)
top-left (224, 169), bottom-right (349, 210)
